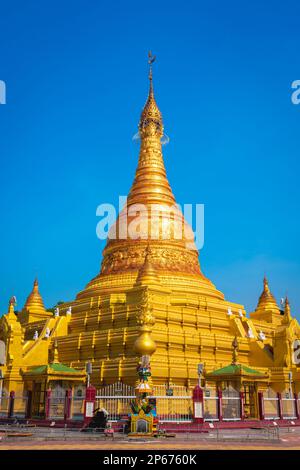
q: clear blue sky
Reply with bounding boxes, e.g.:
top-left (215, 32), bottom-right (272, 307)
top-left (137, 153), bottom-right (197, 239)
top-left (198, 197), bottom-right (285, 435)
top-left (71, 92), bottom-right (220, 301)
top-left (0, 0), bottom-right (299, 317)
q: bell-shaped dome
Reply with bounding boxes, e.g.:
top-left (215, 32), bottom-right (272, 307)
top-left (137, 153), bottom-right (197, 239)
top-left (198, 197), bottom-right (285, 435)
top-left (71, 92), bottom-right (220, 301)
top-left (24, 278), bottom-right (46, 315)
top-left (255, 277), bottom-right (280, 314)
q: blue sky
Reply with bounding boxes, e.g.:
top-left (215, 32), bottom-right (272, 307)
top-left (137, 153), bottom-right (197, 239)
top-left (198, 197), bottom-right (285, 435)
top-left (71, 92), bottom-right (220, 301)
top-left (0, 0), bottom-right (299, 317)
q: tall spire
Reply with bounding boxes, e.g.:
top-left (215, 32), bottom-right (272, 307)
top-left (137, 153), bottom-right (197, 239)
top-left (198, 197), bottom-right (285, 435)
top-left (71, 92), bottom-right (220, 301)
top-left (93, 53), bottom-right (219, 288)
top-left (128, 51), bottom-right (174, 207)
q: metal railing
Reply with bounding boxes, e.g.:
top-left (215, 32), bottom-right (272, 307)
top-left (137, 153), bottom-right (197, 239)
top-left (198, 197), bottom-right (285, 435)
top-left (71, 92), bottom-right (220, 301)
top-left (48, 395), bottom-right (66, 420)
top-left (95, 395), bottom-right (134, 421)
top-left (71, 396), bottom-right (85, 421)
top-left (263, 398), bottom-right (280, 420)
top-left (2, 387), bottom-right (298, 425)
top-left (12, 395), bottom-right (29, 419)
top-left (222, 397), bottom-right (241, 421)
top-left (203, 397), bottom-right (219, 421)
top-left (154, 396), bottom-right (193, 422)
top-left (94, 395), bottom-right (193, 423)
top-left (282, 398), bottom-right (297, 419)
top-left (0, 392), bottom-right (9, 418)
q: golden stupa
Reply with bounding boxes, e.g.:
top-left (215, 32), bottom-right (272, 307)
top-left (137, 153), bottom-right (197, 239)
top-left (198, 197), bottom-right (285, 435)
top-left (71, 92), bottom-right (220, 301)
top-left (1, 55), bottom-right (300, 420)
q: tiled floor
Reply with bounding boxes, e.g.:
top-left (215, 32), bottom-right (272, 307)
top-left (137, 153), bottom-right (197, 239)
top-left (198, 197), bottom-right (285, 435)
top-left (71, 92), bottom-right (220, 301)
top-left (1, 429), bottom-right (300, 450)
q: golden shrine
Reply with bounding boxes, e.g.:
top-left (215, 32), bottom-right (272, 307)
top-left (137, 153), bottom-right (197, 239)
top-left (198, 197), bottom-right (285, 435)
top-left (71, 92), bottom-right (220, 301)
top-left (0, 54), bottom-right (300, 422)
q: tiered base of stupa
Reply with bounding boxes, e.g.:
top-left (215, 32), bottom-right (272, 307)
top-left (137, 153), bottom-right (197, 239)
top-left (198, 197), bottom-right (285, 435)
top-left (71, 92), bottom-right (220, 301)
top-left (55, 266), bottom-right (263, 389)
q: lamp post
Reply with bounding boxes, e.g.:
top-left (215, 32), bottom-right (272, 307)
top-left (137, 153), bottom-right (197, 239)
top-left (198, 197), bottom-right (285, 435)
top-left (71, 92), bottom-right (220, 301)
top-left (86, 362), bottom-right (92, 388)
top-left (288, 371), bottom-right (293, 398)
top-left (0, 370), bottom-right (3, 408)
top-left (198, 363), bottom-right (204, 388)
top-left (193, 364), bottom-right (205, 424)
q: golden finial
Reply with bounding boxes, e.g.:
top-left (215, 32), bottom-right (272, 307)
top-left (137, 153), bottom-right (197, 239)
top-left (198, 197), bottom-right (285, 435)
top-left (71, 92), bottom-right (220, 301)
top-left (263, 276), bottom-right (270, 293)
top-left (8, 296), bottom-right (17, 316)
top-left (148, 50), bottom-right (156, 92)
top-left (52, 339), bottom-right (59, 363)
top-left (139, 51), bottom-right (163, 138)
top-left (232, 336), bottom-right (239, 365)
top-left (284, 296), bottom-right (292, 323)
top-left (9, 296), bottom-right (17, 307)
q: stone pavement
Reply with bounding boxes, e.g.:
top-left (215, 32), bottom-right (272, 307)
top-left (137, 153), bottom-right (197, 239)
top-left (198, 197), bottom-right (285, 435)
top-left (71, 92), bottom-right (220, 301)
top-left (0, 440), bottom-right (299, 449)
top-left (1, 428), bottom-right (300, 450)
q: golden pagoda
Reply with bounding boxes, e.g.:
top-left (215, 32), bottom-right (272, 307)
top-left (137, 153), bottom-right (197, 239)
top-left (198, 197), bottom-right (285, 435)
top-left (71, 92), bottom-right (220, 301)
top-left (0, 54), bottom-right (300, 422)
top-left (18, 278), bottom-right (52, 324)
top-left (250, 276), bottom-right (281, 324)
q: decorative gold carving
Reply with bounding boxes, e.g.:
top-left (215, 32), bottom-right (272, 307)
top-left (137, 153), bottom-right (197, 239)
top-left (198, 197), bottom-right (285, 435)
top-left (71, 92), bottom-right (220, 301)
top-left (134, 287), bottom-right (156, 356)
top-left (101, 244), bottom-right (201, 275)
top-left (137, 288), bottom-right (155, 327)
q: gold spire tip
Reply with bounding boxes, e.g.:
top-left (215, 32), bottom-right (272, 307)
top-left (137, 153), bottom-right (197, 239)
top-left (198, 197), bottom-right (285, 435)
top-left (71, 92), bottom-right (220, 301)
top-left (53, 339), bottom-right (59, 363)
top-left (263, 276), bottom-right (270, 293)
top-left (9, 296), bottom-right (16, 306)
top-left (232, 336), bottom-right (239, 365)
top-left (147, 51), bottom-right (156, 93)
